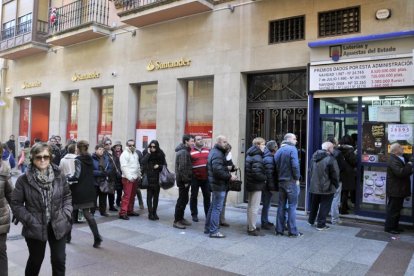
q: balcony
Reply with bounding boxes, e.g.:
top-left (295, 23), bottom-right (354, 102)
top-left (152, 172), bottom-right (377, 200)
top-left (0, 20), bottom-right (49, 60)
top-left (47, 0), bottom-right (111, 46)
top-left (117, 0), bottom-right (214, 28)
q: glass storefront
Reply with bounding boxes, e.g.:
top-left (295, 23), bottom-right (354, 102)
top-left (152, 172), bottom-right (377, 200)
top-left (67, 91), bottom-right (79, 140)
top-left (311, 94), bottom-right (414, 222)
top-left (97, 88), bottom-right (114, 143)
top-left (136, 83), bottom-right (157, 151)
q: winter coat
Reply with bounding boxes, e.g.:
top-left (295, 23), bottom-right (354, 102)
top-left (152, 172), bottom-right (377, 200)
top-left (245, 145), bottom-right (266, 192)
top-left (92, 153), bottom-right (112, 187)
top-left (175, 143), bottom-right (193, 185)
top-left (337, 145), bottom-right (357, 191)
top-left (263, 148), bottom-right (279, 191)
top-left (11, 164), bottom-right (72, 242)
top-left (207, 144), bottom-right (231, 192)
top-left (68, 154), bottom-right (97, 207)
top-left (309, 150), bottom-right (340, 194)
top-left (141, 150), bottom-right (166, 188)
top-left (59, 153), bottom-right (77, 176)
top-left (0, 161), bottom-right (13, 235)
top-left (120, 148), bottom-right (141, 181)
top-left (111, 148), bottom-right (123, 190)
top-left (6, 139), bottom-right (16, 157)
top-left (386, 154), bottom-right (413, 198)
top-left (274, 141), bottom-right (300, 182)
top-left (50, 144), bottom-right (62, 166)
top-left (2, 149), bottom-right (15, 169)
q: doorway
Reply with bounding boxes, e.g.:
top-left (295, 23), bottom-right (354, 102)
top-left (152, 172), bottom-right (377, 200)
top-left (19, 96), bottom-right (50, 145)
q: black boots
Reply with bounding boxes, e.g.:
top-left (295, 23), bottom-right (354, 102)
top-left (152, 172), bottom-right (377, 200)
top-left (93, 235), bottom-right (103, 248)
top-left (148, 208), bottom-right (159, 221)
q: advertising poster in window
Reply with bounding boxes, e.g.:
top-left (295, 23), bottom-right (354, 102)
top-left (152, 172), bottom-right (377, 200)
top-left (363, 170), bottom-right (386, 205)
top-left (136, 129), bottom-right (156, 152)
top-left (387, 124), bottom-right (414, 154)
top-left (362, 122), bottom-right (386, 162)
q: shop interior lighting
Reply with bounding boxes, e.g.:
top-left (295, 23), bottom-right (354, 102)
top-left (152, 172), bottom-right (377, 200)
top-left (352, 96), bottom-right (379, 102)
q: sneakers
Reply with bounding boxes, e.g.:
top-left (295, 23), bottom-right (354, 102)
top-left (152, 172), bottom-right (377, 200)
top-left (210, 232), bottom-right (226, 238)
top-left (180, 219), bottom-right (192, 226)
top-left (316, 225), bottom-right (330, 231)
top-left (173, 221), bottom-right (186, 229)
top-left (192, 216), bottom-right (199, 222)
top-left (119, 215), bottom-right (129, 220)
top-left (247, 229), bottom-right (265, 236)
top-left (288, 232), bottom-right (304, 238)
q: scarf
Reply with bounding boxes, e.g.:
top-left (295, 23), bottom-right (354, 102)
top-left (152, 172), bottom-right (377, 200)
top-left (31, 164), bottom-right (55, 223)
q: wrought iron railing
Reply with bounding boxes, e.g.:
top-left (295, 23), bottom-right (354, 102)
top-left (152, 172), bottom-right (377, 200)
top-left (1, 26), bottom-right (15, 40)
top-left (16, 20), bottom-right (32, 35)
top-left (51, 0), bottom-right (109, 33)
top-left (116, 0), bottom-right (214, 12)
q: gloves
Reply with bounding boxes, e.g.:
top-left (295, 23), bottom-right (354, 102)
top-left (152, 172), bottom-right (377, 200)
top-left (12, 215), bottom-right (19, 225)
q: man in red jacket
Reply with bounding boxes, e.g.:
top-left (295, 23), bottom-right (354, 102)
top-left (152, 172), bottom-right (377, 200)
top-left (190, 136), bottom-right (211, 222)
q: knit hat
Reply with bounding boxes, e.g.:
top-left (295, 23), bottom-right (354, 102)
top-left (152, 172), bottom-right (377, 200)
top-left (113, 140), bottom-right (122, 146)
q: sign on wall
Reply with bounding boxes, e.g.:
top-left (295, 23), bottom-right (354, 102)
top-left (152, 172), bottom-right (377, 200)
top-left (388, 124), bottom-right (413, 141)
top-left (363, 170), bottom-right (386, 205)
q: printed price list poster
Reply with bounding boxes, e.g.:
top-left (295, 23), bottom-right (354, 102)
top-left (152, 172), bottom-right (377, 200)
top-left (310, 58), bottom-right (413, 91)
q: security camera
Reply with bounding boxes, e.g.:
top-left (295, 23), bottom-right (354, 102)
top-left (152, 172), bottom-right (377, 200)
top-left (111, 72), bottom-right (117, 77)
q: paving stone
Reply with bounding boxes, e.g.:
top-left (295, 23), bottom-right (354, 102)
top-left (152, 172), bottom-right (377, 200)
top-left (138, 237), bottom-right (195, 256)
top-left (329, 261), bottom-right (371, 276)
top-left (298, 251), bottom-right (343, 273)
top-left (249, 262), bottom-right (296, 276)
top-left (343, 248), bottom-right (384, 266)
top-left (177, 247), bottom-right (239, 268)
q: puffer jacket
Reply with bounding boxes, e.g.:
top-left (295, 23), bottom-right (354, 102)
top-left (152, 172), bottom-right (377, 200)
top-left (274, 141), bottom-right (300, 182)
top-left (0, 161), bottom-right (12, 235)
top-left (309, 150), bottom-right (339, 194)
top-left (263, 148), bottom-right (278, 191)
top-left (92, 153), bottom-right (112, 187)
top-left (245, 145), bottom-right (266, 192)
top-left (120, 147), bottom-right (141, 181)
top-left (68, 154), bottom-right (97, 206)
top-left (337, 144), bottom-right (357, 190)
top-left (59, 153), bottom-right (77, 176)
top-left (175, 143), bottom-right (193, 185)
top-left (207, 144), bottom-right (231, 192)
top-left (11, 164), bottom-right (72, 241)
top-left (386, 154), bottom-right (413, 198)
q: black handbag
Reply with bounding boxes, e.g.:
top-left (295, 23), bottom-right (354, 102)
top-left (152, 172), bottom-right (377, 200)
top-left (159, 165), bottom-right (175, 190)
top-left (139, 174), bottom-right (149, 189)
top-left (228, 169), bottom-right (242, 192)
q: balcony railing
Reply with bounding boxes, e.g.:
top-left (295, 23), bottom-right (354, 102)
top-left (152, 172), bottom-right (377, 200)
top-left (117, 0), bottom-right (214, 11)
top-left (1, 20), bottom-right (48, 41)
top-left (51, 0), bottom-right (109, 34)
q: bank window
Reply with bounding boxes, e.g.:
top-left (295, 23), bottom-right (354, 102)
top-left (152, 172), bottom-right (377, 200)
top-left (17, 13), bottom-right (32, 35)
top-left (2, 20), bottom-right (15, 40)
top-left (269, 15), bottom-right (305, 44)
top-left (136, 84), bottom-right (157, 151)
top-left (97, 88), bottom-right (113, 142)
top-left (185, 78), bottom-right (213, 147)
top-left (67, 91), bottom-right (79, 140)
top-left (318, 6), bottom-right (360, 37)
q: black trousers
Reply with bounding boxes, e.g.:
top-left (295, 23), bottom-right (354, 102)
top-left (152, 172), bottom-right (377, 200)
top-left (25, 223), bottom-right (66, 276)
top-left (108, 192), bottom-right (115, 208)
top-left (385, 196), bottom-right (405, 232)
top-left (68, 208), bottom-right (100, 242)
top-left (147, 185), bottom-right (160, 214)
top-left (0, 233), bottom-right (7, 276)
top-left (190, 178), bottom-right (211, 218)
top-left (308, 193), bottom-right (334, 228)
top-left (115, 188), bottom-right (123, 207)
top-left (174, 183), bottom-right (190, 222)
top-left (95, 187), bottom-right (108, 214)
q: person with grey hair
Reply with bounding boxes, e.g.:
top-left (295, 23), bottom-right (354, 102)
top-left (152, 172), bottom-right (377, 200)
top-left (261, 140), bottom-right (278, 230)
top-left (308, 142), bottom-right (340, 231)
top-left (384, 143), bottom-right (413, 234)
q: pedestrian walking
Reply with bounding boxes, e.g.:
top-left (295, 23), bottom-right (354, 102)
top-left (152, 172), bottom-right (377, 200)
top-left (245, 137), bottom-right (267, 236)
top-left (261, 140), bottom-right (279, 230)
top-left (0, 144), bottom-right (13, 276)
top-left (308, 142), bottom-right (340, 231)
top-left (119, 139), bottom-right (141, 220)
top-left (67, 140), bottom-right (103, 248)
top-left (190, 135), bottom-right (210, 222)
top-left (173, 134), bottom-right (194, 229)
top-left (205, 136), bottom-right (236, 238)
top-left (141, 140), bottom-right (166, 220)
top-left (384, 143), bottom-right (413, 234)
top-left (275, 133), bottom-right (302, 237)
top-left (11, 142), bottom-right (72, 275)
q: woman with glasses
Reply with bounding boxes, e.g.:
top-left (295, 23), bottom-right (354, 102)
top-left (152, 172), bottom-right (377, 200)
top-left (141, 140), bottom-right (166, 220)
top-left (11, 142), bottom-right (72, 275)
top-left (67, 140), bottom-right (102, 248)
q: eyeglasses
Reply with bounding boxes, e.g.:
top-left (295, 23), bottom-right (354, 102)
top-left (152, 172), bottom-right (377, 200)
top-left (34, 155), bottom-right (50, 161)
top-left (127, 144), bottom-right (135, 147)
top-left (105, 143), bottom-right (112, 146)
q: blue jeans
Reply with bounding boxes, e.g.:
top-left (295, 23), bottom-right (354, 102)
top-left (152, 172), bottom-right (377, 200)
top-left (261, 189), bottom-right (273, 224)
top-left (330, 183), bottom-right (342, 224)
top-left (21, 164), bottom-right (27, 173)
top-left (276, 181), bottom-right (299, 235)
top-left (205, 191), bottom-right (226, 234)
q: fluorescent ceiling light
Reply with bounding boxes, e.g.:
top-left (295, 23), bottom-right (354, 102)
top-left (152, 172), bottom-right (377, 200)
top-left (352, 96), bottom-right (379, 102)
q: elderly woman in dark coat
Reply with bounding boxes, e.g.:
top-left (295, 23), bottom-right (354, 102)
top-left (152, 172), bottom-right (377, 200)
top-left (11, 142), bottom-right (72, 276)
top-left (141, 140), bottom-right (166, 220)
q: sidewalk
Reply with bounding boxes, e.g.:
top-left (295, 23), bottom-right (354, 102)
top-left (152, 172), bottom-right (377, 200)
top-left (6, 196), bottom-right (414, 276)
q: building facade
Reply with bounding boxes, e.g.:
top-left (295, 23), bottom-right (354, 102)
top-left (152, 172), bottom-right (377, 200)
top-left (0, 0), bottom-right (413, 221)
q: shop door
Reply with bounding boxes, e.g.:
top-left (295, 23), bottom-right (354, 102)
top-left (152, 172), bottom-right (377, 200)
top-left (30, 97), bottom-right (50, 143)
top-left (246, 71), bottom-right (307, 209)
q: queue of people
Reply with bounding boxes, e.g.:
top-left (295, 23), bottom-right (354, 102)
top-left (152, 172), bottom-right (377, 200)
top-left (0, 132), bottom-right (413, 275)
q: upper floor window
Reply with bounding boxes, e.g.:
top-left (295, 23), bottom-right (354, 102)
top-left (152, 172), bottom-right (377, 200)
top-left (269, 15), bottom-right (305, 44)
top-left (1, 20), bottom-right (15, 40)
top-left (17, 13), bottom-right (32, 35)
top-left (318, 6), bottom-right (360, 37)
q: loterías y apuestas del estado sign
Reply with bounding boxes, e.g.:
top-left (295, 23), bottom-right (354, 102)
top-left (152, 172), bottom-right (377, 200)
top-left (146, 58), bottom-right (191, 71)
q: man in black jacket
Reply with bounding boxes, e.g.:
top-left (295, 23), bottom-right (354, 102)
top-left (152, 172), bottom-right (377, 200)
top-left (384, 143), bottom-right (413, 234)
top-left (204, 135), bottom-right (237, 238)
top-left (6, 135), bottom-right (16, 158)
top-left (173, 134), bottom-right (195, 229)
top-left (308, 142), bottom-right (339, 231)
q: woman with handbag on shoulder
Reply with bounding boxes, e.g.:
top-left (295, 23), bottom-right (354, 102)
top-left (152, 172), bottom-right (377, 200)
top-left (141, 140), bottom-right (166, 220)
top-left (92, 144), bottom-right (112, 216)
